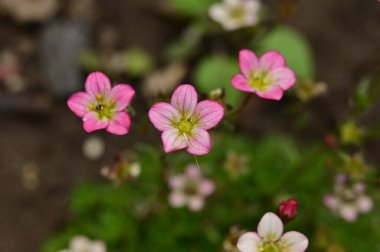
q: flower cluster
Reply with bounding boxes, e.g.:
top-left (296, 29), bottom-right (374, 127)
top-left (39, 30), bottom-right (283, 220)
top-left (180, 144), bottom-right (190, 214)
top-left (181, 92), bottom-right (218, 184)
top-left (324, 173), bottom-right (373, 222)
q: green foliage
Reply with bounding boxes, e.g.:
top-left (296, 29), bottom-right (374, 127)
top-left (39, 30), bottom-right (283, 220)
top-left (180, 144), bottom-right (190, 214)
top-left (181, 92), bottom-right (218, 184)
top-left (194, 55), bottom-right (242, 106)
top-left (258, 25), bottom-right (315, 78)
top-left (169, 0), bottom-right (218, 18)
top-left (43, 134), bottom-right (380, 252)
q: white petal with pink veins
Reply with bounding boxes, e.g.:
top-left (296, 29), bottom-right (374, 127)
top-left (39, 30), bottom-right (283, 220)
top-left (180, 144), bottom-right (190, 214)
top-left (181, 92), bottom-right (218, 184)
top-left (257, 212), bottom-right (284, 242)
top-left (237, 232), bottom-right (261, 252)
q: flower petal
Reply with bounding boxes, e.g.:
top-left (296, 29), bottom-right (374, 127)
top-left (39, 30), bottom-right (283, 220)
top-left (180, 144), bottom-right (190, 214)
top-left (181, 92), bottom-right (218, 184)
top-left (171, 84), bottom-right (198, 116)
top-left (209, 3), bottom-right (227, 22)
top-left (356, 195), bottom-right (373, 213)
top-left (188, 196), bottom-right (204, 211)
top-left (340, 204), bottom-right (358, 222)
top-left (200, 180), bottom-right (215, 196)
top-left (231, 74), bottom-right (255, 92)
top-left (237, 232), bottom-right (261, 252)
top-left (67, 91), bottom-right (93, 117)
top-left (92, 241), bottom-right (106, 252)
top-left (256, 85), bottom-right (284, 100)
top-left (186, 165), bottom-right (201, 178)
top-left (257, 212), bottom-right (283, 242)
top-left (269, 67), bottom-right (296, 90)
top-left (280, 231), bottom-right (309, 252)
top-left (168, 175), bottom-right (185, 189)
top-left (106, 112), bottom-right (131, 135)
top-left (82, 112), bottom-right (108, 133)
top-left (169, 191), bottom-right (186, 207)
top-left (149, 102), bottom-right (179, 131)
top-left (85, 71), bottom-right (112, 97)
top-left (187, 129), bottom-right (211, 155)
top-left (259, 51), bottom-right (286, 70)
top-left (239, 49), bottom-right (259, 78)
top-left (161, 128), bottom-right (189, 153)
top-left (194, 100), bottom-right (224, 130)
top-left (109, 84), bottom-right (135, 111)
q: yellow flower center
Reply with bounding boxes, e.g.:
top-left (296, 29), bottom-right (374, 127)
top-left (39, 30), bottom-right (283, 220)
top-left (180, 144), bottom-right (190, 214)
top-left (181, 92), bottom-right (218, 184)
top-left (229, 7), bottom-right (245, 20)
top-left (260, 242), bottom-right (282, 252)
top-left (88, 94), bottom-right (116, 120)
top-left (249, 70), bottom-right (272, 91)
top-left (176, 118), bottom-right (194, 135)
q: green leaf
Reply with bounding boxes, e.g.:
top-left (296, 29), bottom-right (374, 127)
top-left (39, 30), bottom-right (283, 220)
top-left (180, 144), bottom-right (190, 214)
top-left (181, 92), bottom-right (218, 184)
top-left (258, 25), bottom-right (315, 78)
top-left (194, 55), bottom-right (242, 106)
top-left (169, 0), bottom-right (218, 18)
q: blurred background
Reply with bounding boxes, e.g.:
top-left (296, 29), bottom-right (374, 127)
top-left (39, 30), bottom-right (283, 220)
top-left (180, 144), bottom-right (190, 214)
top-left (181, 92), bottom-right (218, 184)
top-left (0, 0), bottom-right (380, 251)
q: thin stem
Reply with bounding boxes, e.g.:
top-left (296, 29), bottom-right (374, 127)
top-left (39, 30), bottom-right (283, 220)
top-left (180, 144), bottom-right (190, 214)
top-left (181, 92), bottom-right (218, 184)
top-left (227, 93), bottom-right (252, 118)
top-left (193, 155), bottom-right (200, 169)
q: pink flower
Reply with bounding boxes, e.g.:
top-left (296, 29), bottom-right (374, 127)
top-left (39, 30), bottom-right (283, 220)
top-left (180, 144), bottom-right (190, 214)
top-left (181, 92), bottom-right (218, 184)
top-left (58, 235), bottom-right (106, 252)
top-left (278, 198), bottom-right (298, 223)
top-left (324, 173), bottom-right (373, 222)
top-left (67, 72), bottom-right (135, 135)
top-left (168, 164), bottom-right (215, 211)
top-left (237, 212), bottom-right (308, 252)
top-left (148, 84), bottom-right (224, 155)
top-left (231, 49), bottom-right (296, 100)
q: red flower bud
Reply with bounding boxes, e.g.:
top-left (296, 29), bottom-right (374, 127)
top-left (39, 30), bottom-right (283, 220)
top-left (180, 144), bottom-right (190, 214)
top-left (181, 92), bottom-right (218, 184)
top-left (278, 198), bottom-right (298, 223)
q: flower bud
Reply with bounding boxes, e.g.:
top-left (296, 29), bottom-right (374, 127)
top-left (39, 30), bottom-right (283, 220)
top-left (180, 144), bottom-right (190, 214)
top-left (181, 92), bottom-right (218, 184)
top-left (277, 198), bottom-right (298, 223)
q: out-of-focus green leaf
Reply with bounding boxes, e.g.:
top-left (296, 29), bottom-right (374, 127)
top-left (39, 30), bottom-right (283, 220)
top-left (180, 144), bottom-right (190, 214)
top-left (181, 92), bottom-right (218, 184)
top-left (194, 55), bottom-right (242, 106)
top-left (169, 0), bottom-right (217, 18)
top-left (258, 25), bottom-right (315, 78)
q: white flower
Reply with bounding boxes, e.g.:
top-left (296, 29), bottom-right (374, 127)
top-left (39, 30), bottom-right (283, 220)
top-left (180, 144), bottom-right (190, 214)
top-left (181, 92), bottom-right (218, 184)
top-left (168, 165), bottom-right (215, 211)
top-left (58, 235), bottom-right (106, 252)
top-left (209, 0), bottom-right (261, 31)
top-left (324, 173), bottom-right (373, 222)
top-left (237, 212), bottom-right (308, 252)
top-left (82, 136), bottom-right (105, 160)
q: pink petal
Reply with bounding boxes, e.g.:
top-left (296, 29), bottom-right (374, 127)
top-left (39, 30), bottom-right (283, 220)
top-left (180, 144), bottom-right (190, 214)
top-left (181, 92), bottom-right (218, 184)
top-left (269, 67), bottom-right (296, 90)
top-left (85, 71), bottom-right (112, 97)
top-left (239, 49), bottom-right (259, 78)
top-left (340, 205), bottom-right (358, 222)
top-left (257, 212), bottom-right (283, 242)
top-left (161, 128), bottom-right (189, 153)
top-left (194, 100), bottom-right (224, 130)
top-left (169, 191), bottom-right (186, 207)
top-left (259, 51), bottom-right (286, 70)
top-left (256, 85), bottom-right (284, 100)
top-left (280, 231), bottom-right (309, 252)
top-left (231, 74), bottom-right (255, 93)
top-left (92, 241), bottom-right (106, 252)
top-left (168, 175), bottom-right (185, 189)
top-left (82, 112), bottom-right (108, 133)
top-left (187, 129), bottom-right (211, 155)
top-left (71, 236), bottom-right (91, 250)
top-left (108, 84), bottom-right (135, 111)
top-left (237, 232), bottom-right (261, 252)
top-left (67, 91), bottom-right (93, 117)
top-left (356, 196), bottom-right (373, 213)
top-left (188, 196), bottom-right (204, 211)
top-left (148, 102), bottom-right (179, 131)
top-left (106, 112), bottom-right (131, 135)
top-left (324, 195), bottom-right (339, 209)
top-left (200, 180), bottom-right (215, 196)
top-left (186, 165), bottom-right (201, 178)
top-left (171, 84), bottom-right (198, 116)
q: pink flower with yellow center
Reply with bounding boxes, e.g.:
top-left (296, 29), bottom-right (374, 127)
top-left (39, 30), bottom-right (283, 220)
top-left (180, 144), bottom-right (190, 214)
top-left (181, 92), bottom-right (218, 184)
top-left (231, 49), bottom-right (296, 100)
top-left (237, 212), bottom-right (308, 252)
top-left (67, 71), bottom-right (135, 135)
top-left (148, 84), bottom-right (224, 155)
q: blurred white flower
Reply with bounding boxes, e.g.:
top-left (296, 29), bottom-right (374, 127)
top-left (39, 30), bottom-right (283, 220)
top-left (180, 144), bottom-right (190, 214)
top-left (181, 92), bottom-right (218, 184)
top-left (58, 235), bottom-right (106, 252)
top-left (101, 154), bottom-right (141, 185)
top-left (209, 0), bottom-right (261, 31)
top-left (0, 0), bottom-right (60, 23)
top-left (168, 164), bottom-right (215, 211)
top-left (237, 212), bottom-right (308, 252)
top-left (82, 136), bottom-right (105, 160)
top-left (324, 173), bottom-right (373, 222)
